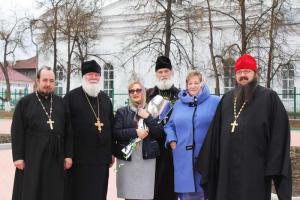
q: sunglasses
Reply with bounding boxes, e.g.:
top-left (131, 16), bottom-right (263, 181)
top-left (129, 88), bottom-right (143, 94)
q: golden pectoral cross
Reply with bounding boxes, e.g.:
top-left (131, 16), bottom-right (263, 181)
top-left (95, 118), bottom-right (104, 133)
top-left (47, 118), bottom-right (54, 130)
top-left (231, 120), bottom-right (238, 133)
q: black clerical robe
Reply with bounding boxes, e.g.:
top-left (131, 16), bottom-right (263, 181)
top-left (196, 85), bottom-right (292, 200)
top-left (64, 87), bottom-right (114, 200)
top-left (146, 85), bottom-right (179, 200)
top-left (11, 93), bottom-right (73, 200)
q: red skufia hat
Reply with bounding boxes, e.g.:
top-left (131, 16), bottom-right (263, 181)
top-left (234, 54), bottom-right (257, 72)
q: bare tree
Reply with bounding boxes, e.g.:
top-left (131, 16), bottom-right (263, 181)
top-left (58, 0), bottom-right (102, 92)
top-left (206, 0), bottom-right (298, 90)
top-left (34, 0), bottom-right (103, 92)
top-left (0, 16), bottom-right (25, 103)
top-left (263, 0), bottom-right (299, 88)
top-left (35, 0), bottom-right (64, 76)
top-left (122, 0), bottom-right (204, 70)
top-left (206, 0), bottom-right (221, 95)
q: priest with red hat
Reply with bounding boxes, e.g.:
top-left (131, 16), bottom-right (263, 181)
top-left (195, 54), bottom-right (292, 200)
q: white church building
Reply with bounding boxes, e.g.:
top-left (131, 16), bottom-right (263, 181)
top-left (38, 0), bottom-right (300, 112)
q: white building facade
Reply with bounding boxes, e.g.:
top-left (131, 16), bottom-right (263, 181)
top-left (38, 0), bottom-right (300, 111)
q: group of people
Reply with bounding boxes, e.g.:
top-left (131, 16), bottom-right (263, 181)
top-left (11, 53), bottom-right (292, 200)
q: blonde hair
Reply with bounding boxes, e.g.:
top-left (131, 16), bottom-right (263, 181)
top-left (186, 70), bottom-right (203, 85)
top-left (128, 80), bottom-right (145, 91)
top-left (128, 80), bottom-right (146, 108)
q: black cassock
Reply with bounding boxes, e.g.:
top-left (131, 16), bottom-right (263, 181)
top-left (11, 93), bottom-right (73, 200)
top-left (64, 87), bottom-right (114, 200)
top-left (146, 85), bottom-right (179, 200)
top-left (196, 85), bottom-right (292, 200)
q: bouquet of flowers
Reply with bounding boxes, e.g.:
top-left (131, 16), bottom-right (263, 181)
top-left (121, 117), bottom-right (149, 160)
top-left (148, 95), bottom-right (173, 124)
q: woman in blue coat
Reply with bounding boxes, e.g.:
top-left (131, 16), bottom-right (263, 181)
top-left (164, 70), bottom-right (220, 200)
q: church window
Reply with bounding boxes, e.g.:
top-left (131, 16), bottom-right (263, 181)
top-left (56, 66), bottom-right (64, 81)
top-left (55, 66), bottom-right (64, 96)
top-left (104, 63), bottom-right (114, 98)
top-left (223, 58), bottom-right (235, 93)
top-left (282, 64), bottom-right (294, 99)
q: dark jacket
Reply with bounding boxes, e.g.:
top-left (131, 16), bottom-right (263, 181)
top-left (146, 85), bottom-right (180, 200)
top-left (146, 85), bottom-right (179, 104)
top-left (113, 106), bottom-right (164, 161)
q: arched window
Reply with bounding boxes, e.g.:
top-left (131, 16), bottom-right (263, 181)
top-left (103, 63), bottom-right (114, 98)
top-left (55, 66), bottom-right (64, 96)
top-left (282, 64), bottom-right (294, 99)
top-left (223, 58), bottom-right (235, 93)
top-left (56, 66), bottom-right (64, 81)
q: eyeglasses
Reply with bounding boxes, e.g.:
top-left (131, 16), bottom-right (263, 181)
top-left (129, 88), bottom-right (143, 94)
top-left (236, 69), bottom-right (252, 75)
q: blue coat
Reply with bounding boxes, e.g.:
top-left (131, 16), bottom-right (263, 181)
top-left (164, 84), bottom-right (220, 193)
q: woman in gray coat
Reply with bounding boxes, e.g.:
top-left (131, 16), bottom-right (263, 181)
top-left (113, 80), bottom-right (164, 200)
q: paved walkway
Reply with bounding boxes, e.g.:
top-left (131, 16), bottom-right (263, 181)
top-left (0, 119), bottom-right (11, 134)
top-left (0, 149), bottom-right (14, 200)
top-left (0, 147), bottom-right (121, 200)
top-left (1, 147), bottom-right (300, 200)
top-left (3, 119), bottom-right (300, 146)
top-left (1, 119), bottom-right (300, 200)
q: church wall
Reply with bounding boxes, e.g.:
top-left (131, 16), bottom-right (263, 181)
top-left (37, 0), bottom-right (300, 111)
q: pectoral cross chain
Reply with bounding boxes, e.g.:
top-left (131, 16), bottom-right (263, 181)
top-left (47, 118), bottom-right (55, 130)
top-left (230, 120), bottom-right (238, 133)
top-left (35, 91), bottom-right (54, 131)
top-left (95, 118), bottom-right (104, 132)
top-left (84, 91), bottom-right (105, 134)
top-left (231, 98), bottom-right (247, 133)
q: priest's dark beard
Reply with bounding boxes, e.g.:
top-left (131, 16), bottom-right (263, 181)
top-left (234, 78), bottom-right (257, 109)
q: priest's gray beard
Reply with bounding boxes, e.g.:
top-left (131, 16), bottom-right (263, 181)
top-left (234, 78), bottom-right (257, 109)
top-left (82, 79), bottom-right (101, 97)
top-left (156, 77), bottom-right (173, 90)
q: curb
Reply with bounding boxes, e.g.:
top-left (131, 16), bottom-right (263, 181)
top-left (271, 193), bottom-right (300, 200)
top-left (0, 143), bottom-right (11, 150)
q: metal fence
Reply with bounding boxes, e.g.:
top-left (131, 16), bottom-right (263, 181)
top-left (112, 89), bottom-right (300, 118)
top-left (0, 88), bottom-right (29, 110)
top-left (1, 87), bottom-right (300, 118)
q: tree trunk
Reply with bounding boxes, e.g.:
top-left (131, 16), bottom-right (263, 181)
top-left (207, 0), bottom-right (220, 95)
top-left (164, 0), bottom-right (172, 57)
top-left (53, 4), bottom-right (58, 77)
top-left (266, 0), bottom-right (277, 88)
top-left (66, 31), bottom-right (71, 92)
top-left (1, 42), bottom-right (11, 102)
top-left (239, 0), bottom-right (247, 54)
top-left (76, 39), bottom-right (85, 63)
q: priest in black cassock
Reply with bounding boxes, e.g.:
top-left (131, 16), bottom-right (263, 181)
top-left (196, 54), bottom-right (292, 200)
top-left (64, 60), bottom-right (114, 200)
top-left (146, 55), bottom-right (179, 200)
top-left (11, 67), bottom-right (73, 200)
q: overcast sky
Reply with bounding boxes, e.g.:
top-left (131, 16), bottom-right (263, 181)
top-left (0, 0), bottom-right (117, 61)
top-left (0, 0), bottom-right (41, 18)
top-left (0, 0), bottom-right (43, 60)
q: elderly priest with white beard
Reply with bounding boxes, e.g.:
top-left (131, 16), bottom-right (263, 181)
top-left (64, 60), bottom-right (114, 200)
top-left (146, 55), bottom-right (180, 200)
